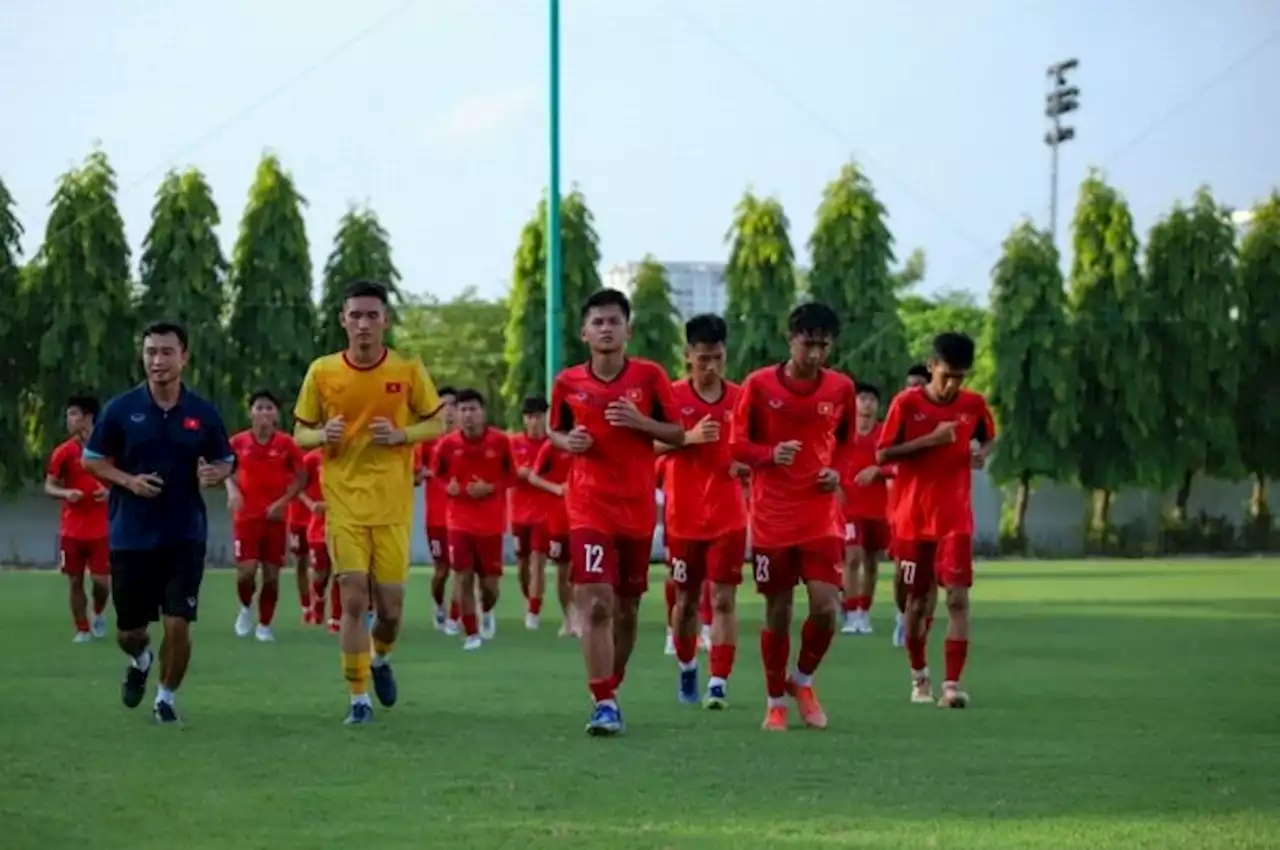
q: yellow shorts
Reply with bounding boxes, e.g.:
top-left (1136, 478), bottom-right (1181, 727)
top-left (326, 523), bottom-right (411, 584)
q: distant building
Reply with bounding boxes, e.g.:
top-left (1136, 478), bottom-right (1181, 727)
top-left (604, 261), bottom-right (727, 321)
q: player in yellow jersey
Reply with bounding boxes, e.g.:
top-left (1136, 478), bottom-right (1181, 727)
top-left (293, 280), bottom-right (445, 725)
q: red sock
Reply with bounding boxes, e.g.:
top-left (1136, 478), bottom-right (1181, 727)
top-left (588, 677), bottom-right (616, 704)
top-left (259, 583), bottom-right (279, 626)
top-left (698, 581), bottom-right (713, 627)
top-left (236, 575), bottom-right (255, 607)
top-left (528, 597), bottom-right (543, 615)
top-left (664, 579), bottom-right (676, 627)
top-left (675, 633), bottom-right (698, 664)
top-left (861, 594), bottom-right (874, 612)
top-left (329, 582), bottom-right (341, 621)
top-left (462, 613), bottom-right (478, 636)
top-left (92, 595), bottom-right (107, 616)
top-left (906, 633), bottom-right (928, 671)
top-left (431, 583), bottom-right (445, 607)
top-left (607, 665), bottom-right (627, 692)
top-left (710, 643), bottom-right (736, 679)
top-left (759, 629), bottom-right (790, 699)
top-left (796, 617), bottom-right (834, 677)
top-left (944, 638), bottom-right (969, 683)
top-left (842, 596), bottom-right (859, 613)
top-left (449, 599), bottom-right (461, 621)
top-left (74, 616), bottom-right (89, 632)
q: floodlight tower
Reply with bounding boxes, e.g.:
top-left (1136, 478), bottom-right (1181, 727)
top-left (1045, 58), bottom-right (1080, 246)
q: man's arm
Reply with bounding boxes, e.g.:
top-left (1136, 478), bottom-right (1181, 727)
top-left (401, 359), bottom-right (445, 444)
top-left (728, 379), bottom-right (774, 467)
top-left (547, 376), bottom-right (580, 452)
top-left (293, 361), bottom-right (328, 448)
top-left (875, 395), bottom-right (947, 463)
top-left (81, 402), bottom-right (132, 488)
top-left (642, 369), bottom-right (686, 446)
top-left (44, 450), bottom-right (78, 499)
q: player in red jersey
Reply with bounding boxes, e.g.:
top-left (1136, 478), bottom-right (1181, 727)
top-left (413, 386), bottom-right (459, 631)
top-left (549, 289), bottom-right (690, 736)
top-left (838, 382), bottom-right (894, 636)
top-left (889, 363), bottom-right (932, 647)
top-left (285, 490), bottom-right (313, 623)
top-left (226, 390), bottom-right (306, 642)
top-left (878, 333), bottom-right (994, 708)
top-left (510, 395), bottom-right (552, 630)
top-left (527, 439), bottom-right (577, 635)
top-left (296, 448), bottom-right (339, 631)
top-left (45, 395), bottom-right (111, 642)
top-left (432, 389), bottom-right (514, 650)
top-left (656, 454), bottom-right (679, 656)
top-left (730, 303), bottom-right (856, 732)
top-left (657, 314), bottom-right (751, 708)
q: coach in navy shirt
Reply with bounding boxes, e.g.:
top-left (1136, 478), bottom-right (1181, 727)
top-left (83, 321), bottom-right (234, 724)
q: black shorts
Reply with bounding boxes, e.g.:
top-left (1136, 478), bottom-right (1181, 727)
top-left (110, 541), bottom-right (207, 632)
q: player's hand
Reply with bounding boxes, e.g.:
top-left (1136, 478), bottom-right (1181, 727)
top-left (970, 446), bottom-right (988, 470)
top-left (322, 415), bottom-right (346, 444)
top-left (227, 489), bottom-right (244, 513)
top-left (854, 466), bottom-right (880, 487)
top-left (64, 488), bottom-right (85, 503)
top-left (370, 417), bottom-right (406, 446)
top-left (446, 477), bottom-right (461, 497)
top-left (816, 467), bottom-right (841, 492)
top-left (466, 478), bottom-right (494, 498)
top-left (128, 472), bottom-right (164, 499)
top-left (516, 466), bottom-right (532, 481)
top-left (565, 427), bottom-right (593, 454)
top-left (92, 488), bottom-right (108, 503)
top-left (604, 398), bottom-right (647, 429)
top-left (196, 458), bottom-right (225, 488)
top-left (684, 415), bottom-right (720, 445)
top-left (772, 440), bottom-right (802, 466)
top-left (728, 460), bottom-right (750, 480)
top-left (266, 500), bottom-right (286, 520)
top-left (929, 421), bottom-right (958, 445)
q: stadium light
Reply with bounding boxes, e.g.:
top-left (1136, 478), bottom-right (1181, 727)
top-left (545, 0), bottom-right (563, 391)
top-left (1044, 57), bottom-right (1080, 246)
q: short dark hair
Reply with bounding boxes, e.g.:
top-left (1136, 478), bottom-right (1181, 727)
top-left (455, 388), bottom-right (485, 407)
top-left (66, 394), bottom-right (100, 419)
top-left (932, 332), bottom-right (976, 370)
top-left (906, 363), bottom-right (930, 380)
top-left (856, 382), bottom-right (881, 400)
top-left (343, 280), bottom-right (390, 305)
top-left (249, 389), bottom-right (280, 408)
top-left (787, 302), bottom-right (840, 339)
top-left (580, 288), bottom-right (631, 321)
top-left (522, 395), bottom-right (549, 415)
top-left (142, 320), bottom-right (188, 350)
top-left (685, 313), bottom-right (727, 347)
top-left (438, 385), bottom-right (458, 399)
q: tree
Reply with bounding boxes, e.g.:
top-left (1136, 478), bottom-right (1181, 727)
top-left (986, 221), bottom-right (1075, 548)
top-left (626, 256), bottom-right (681, 374)
top-left (398, 289), bottom-right (509, 424)
top-left (137, 169), bottom-right (232, 411)
top-left (807, 163), bottom-right (908, 389)
top-left (1143, 187), bottom-right (1239, 521)
top-left (1235, 192), bottom-right (1280, 527)
top-left (724, 192), bottom-right (796, 379)
top-left (318, 206), bottom-right (401, 354)
top-left (891, 247), bottom-right (927, 291)
top-left (1067, 171), bottom-right (1158, 539)
top-left (0, 178), bottom-right (32, 491)
top-left (226, 153), bottom-right (315, 423)
top-left (899, 290), bottom-right (993, 390)
top-left (30, 150), bottom-right (136, 457)
top-left (501, 190), bottom-right (601, 419)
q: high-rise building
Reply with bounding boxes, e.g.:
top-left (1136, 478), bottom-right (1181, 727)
top-left (603, 261), bottom-right (727, 320)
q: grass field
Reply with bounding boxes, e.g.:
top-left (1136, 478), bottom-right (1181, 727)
top-left (1, 559), bottom-right (1278, 850)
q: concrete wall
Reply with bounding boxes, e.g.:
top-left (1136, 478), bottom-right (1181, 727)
top-left (3, 474), bottom-right (1273, 567)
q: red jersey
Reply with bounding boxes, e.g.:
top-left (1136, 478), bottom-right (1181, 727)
top-left (229, 430), bottom-right (305, 521)
top-left (550, 357), bottom-right (679, 536)
top-left (730, 364), bottom-right (857, 548)
top-left (878, 387), bottom-right (995, 542)
top-left (509, 432), bottom-right (552, 526)
top-left (664, 379), bottom-right (747, 540)
top-left (301, 449), bottom-right (326, 543)
top-left (414, 437), bottom-right (450, 529)
top-left (47, 438), bottom-right (109, 540)
top-left (532, 440), bottom-right (572, 535)
top-left (432, 427), bottom-right (515, 536)
top-left (655, 454), bottom-right (673, 529)
top-left (839, 424), bottom-right (891, 521)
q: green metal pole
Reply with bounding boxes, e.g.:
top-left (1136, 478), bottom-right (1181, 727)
top-left (545, 0), bottom-right (563, 389)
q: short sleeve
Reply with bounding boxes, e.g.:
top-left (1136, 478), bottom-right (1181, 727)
top-left (835, 378), bottom-right (858, 444)
top-left (649, 365), bottom-right (678, 423)
top-left (83, 400), bottom-right (124, 462)
top-left (410, 359), bottom-right (443, 420)
top-left (550, 375), bottom-right (573, 431)
top-left (294, 360), bottom-right (323, 426)
top-left (533, 440), bottom-right (554, 474)
top-left (202, 406), bottom-right (235, 464)
top-left (974, 396), bottom-right (996, 444)
top-left (729, 375), bottom-right (773, 466)
top-left (47, 444), bottom-right (68, 478)
top-left (431, 438), bottom-right (449, 477)
top-left (285, 436), bottom-right (306, 471)
top-left (878, 393), bottom-right (908, 450)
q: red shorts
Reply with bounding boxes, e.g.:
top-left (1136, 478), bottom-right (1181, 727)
top-left (512, 522), bottom-right (550, 557)
top-left (60, 536), bottom-right (109, 578)
top-left (546, 532), bottom-right (570, 565)
top-left (844, 518), bottom-right (891, 553)
top-left (895, 534), bottom-right (974, 594)
top-left (569, 528), bottom-right (652, 598)
top-left (667, 528), bottom-right (748, 588)
top-left (448, 531), bottom-right (504, 577)
top-left (426, 526), bottom-right (450, 569)
top-left (309, 541), bottom-right (331, 572)
top-left (233, 518), bottom-right (287, 566)
top-left (287, 524), bottom-right (309, 558)
top-left (751, 536), bottom-right (844, 596)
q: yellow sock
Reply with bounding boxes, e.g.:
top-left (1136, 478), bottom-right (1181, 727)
top-left (342, 651), bottom-right (371, 695)
top-left (373, 637), bottom-right (395, 658)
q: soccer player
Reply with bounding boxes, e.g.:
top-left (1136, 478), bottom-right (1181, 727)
top-left (658, 313), bottom-right (749, 708)
top-left (297, 448), bottom-right (339, 630)
top-left (432, 389), bottom-right (513, 649)
top-left (527, 439), bottom-right (576, 635)
top-left (45, 395), bottom-right (111, 642)
top-left (294, 280), bottom-right (444, 725)
top-left (82, 321), bottom-right (234, 724)
top-left (730, 302), bottom-right (856, 732)
top-left (656, 454), bottom-right (678, 656)
top-left (413, 386), bottom-right (458, 632)
top-left (891, 363), bottom-right (932, 647)
top-left (510, 396), bottom-right (551, 629)
top-left (286, 490), bottom-right (313, 623)
top-left (838, 382), bottom-right (893, 636)
top-left (877, 332), bottom-right (994, 708)
top-left (227, 390), bottom-right (306, 642)
top-left (549, 288), bottom-right (690, 735)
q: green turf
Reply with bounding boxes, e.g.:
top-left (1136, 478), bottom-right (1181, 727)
top-left (1, 559), bottom-right (1278, 850)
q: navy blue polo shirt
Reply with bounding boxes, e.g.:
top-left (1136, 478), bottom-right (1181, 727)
top-left (84, 384), bottom-right (234, 551)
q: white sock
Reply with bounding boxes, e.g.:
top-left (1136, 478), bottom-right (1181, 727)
top-left (767, 696), bottom-right (786, 709)
top-left (351, 693), bottom-right (371, 707)
top-left (678, 659), bottom-right (697, 673)
top-left (913, 666), bottom-right (930, 680)
top-left (709, 676), bottom-right (727, 690)
top-left (791, 670), bottom-right (814, 688)
top-left (132, 649), bottom-right (152, 672)
top-left (596, 698), bottom-right (617, 710)
top-left (155, 685), bottom-right (175, 705)
top-left (371, 652), bottom-right (390, 668)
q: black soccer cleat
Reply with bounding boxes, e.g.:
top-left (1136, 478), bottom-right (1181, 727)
top-left (153, 700), bottom-right (180, 725)
top-left (121, 659), bottom-right (151, 709)
top-left (371, 662), bottom-right (398, 708)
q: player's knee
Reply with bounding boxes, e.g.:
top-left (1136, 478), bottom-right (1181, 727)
top-left (712, 587), bottom-right (735, 616)
top-left (945, 586), bottom-right (969, 614)
top-left (117, 628), bottom-right (147, 654)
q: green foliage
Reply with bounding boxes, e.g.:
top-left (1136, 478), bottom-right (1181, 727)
top-left (724, 192), bottom-right (796, 379)
top-left (318, 206), bottom-right (401, 354)
top-left (226, 153), bottom-right (315, 423)
top-left (626, 256), bottom-right (681, 374)
top-left (397, 289), bottom-right (509, 425)
top-left (807, 163), bottom-right (908, 389)
top-left (891, 247), bottom-right (927, 291)
top-left (1236, 193), bottom-right (1280, 487)
top-left (899, 290), bottom-right (993, 391)
top-left (30, 150), bottom-right (136, 457)
top-left (137, 169), bottom-right (232, 411)
top-left (0, 178), bottom-right (33, 491)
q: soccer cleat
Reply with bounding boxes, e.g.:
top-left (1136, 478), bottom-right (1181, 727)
top-left (585, 702), bottom-right (624, 736)
top-left (462, 635), bottom-right (483, 651)
top-left (326, 618), bottom-right (340, 634)
top-left (911, 674), bottom-right (935, 704)
top-left (90, 615), bottom-right (107, 638)
top-left (344, 702), bottom-right (374, 725)
top-left (434, 607), bottom-right (447, 632)
top-left (678, 667), bottom-right (699, 704)
top-left (786, 680), bottom-right (828, 729)
top-left (234, 607), bottom-right (254, 638)
top-left (254, 625), bottom-right (275, 643)
top-left (699, 625), bottom-right (712, 652)
top-left (73, 631), bottom-right (93, 644)
top-left (443, 619), bottom-right (461, 637)
top-left (856, 612), bottom-right (874, 635)
top-left (703, 681), bottom-right (729, 710)
top-left (371, 663), bottom-right (398, 707)
top-left (840, 611), bottom-right (859, 635)
top-left (938, 683), bottom-right (970, 709)
top-left (121, 655), bottom-right (151, 709)
top-left (524, 612), bottom-right (540, 631)
top-left (481, 611), bottom-right (496, 640)
top-left (153, 700), bottom-right (180, 725)
top-left (663, 630), bottom-right (676, 656)
top-left (892, 613), bottom-right (906, 648)
top-left (761, 704), bottom-right (788, 731)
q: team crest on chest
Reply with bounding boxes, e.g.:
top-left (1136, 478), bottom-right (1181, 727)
top-left (768, 398), bottom-right (784, 409)
top-left (385, 382), bottom-right (402, 394)
top-left (627, 388), bottom-right (644, 402)
top-left (817, 402), bottom-right (834, 416)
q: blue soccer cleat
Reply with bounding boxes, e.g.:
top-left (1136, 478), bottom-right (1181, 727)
top-left (703, 681), bottom-right (729, 710)
top-left (585, 702), bottom-right (624, 736)
top-left (344, 702), bottom-right (374, 725)
top-left (120, 654), bottom-right (151, 709)
top-left (678, 667), bottom-right (699, 704)
top-left (371, 662), bottom-right (398, 707)
top-left (152, 700), bottom-right (181, 725)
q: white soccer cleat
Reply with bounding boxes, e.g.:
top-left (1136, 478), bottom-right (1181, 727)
top-left (462, 635), bottom-right (483, 651)
top-left (443, 619), bottom-right (460, 636)
top-left (856, 612), bottom-right (874, 635)
top-left (72, 631), bottom-right (92, 644)
top-left (524, 613), bottom-right (540, 631)
top-left (254, 625), bottom-right (275, 643)
top-left (840, 611), bottom-right (859, 635)
top-left (481, 611), bottom-right (496, 640)
top-left (938, 682), bottom-right (970, 709)
top-left (663, 629), bottom-right (676, 656)
top-left (90, 615), bottom-right (108, 638)
top-left (892, 613), bottom-right (906, 648)
top-left (699, 625), bottom-right (712, 651)
top-left (234, 606), bottom-right (254, 638)
top-left (911, 673), bottom-right (935, 704)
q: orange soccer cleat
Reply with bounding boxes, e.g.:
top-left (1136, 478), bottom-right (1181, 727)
top-left (785, 680), bottom-right (828, 729)
top-left (761, 704), bottom-right (788, 732)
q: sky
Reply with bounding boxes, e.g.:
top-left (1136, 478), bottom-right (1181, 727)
top-left (2, 0), bottom-right (1277, 305)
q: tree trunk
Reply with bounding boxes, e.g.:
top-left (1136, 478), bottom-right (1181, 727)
top-left (1012, 471), bottom-right (1032, 550)
top-left (1251, 473), bottom-right (1269, 519)
top-left (1172, 470), bottom-right (1194, 524)
top-left (1089, 489), bottom-right (1111, 536)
